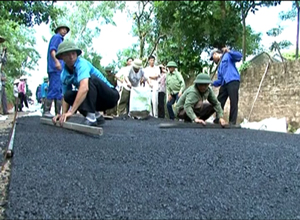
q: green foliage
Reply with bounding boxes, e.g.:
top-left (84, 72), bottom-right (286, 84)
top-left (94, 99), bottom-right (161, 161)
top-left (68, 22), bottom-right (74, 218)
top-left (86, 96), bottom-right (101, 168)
top-left (0, 1), bottom-right (62, 27)
top-left (266, 26), bottom-right (283, 37)
top-left (279, 1), bottom-right (299, 21)
top-left (153, 1), bottom-right (259, 78)
top-left (112, 45), bottom-right (139, 71)
top-left (127, 1), bottom-right (155, 59)
top-left (282, 50), bottom-right (296, 60)
top-left (4, 76), bottom-right (15, 104)
top-left (238, 61), bottom-right (251, 73)
top-left (235, 25), bottom-right (262, 56)
top-left (54, 1), bottom-right (125, 71)
top-left (267, 26), bottom-right (292, 51)
top-left (0, 20), bottom-right (40, 78)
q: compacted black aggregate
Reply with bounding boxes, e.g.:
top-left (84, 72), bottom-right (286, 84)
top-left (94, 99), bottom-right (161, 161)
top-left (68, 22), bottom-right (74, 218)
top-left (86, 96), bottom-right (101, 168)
top-left (5, 116), bottom-right (300, 219)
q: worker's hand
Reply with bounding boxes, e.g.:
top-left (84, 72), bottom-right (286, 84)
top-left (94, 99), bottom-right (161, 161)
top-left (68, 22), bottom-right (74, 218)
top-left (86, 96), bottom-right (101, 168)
top-left (178, 91), bottom-right (182, 98)
top-left (194, 118), bottom-right (206, 125)
top-left (55, 60), bottom-right (62, 71)
top-left (52, 114), bottom-right (61, 125)
top-left (222, 47), bottom-right (230, 53)
top-left (127, 82), bottom-right (132, 88)
top-left (59, 111), bottom-right (73, 127)
top-left (168, 94), bottom-right (172, 102)
top-left (219, 117), bottom-right (226, 127)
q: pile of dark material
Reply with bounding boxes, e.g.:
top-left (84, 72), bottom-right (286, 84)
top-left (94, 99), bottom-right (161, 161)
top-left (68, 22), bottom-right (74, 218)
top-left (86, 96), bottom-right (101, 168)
top-left (5, 116), bottom-right (300, 219)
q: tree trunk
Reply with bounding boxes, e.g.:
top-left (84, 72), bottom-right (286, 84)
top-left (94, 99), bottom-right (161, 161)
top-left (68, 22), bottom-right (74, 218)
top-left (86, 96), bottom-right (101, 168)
top-left (296, 5), bottom-right (299, 59)
top-left (220, 1), bottom-right (226, 19)
top-left (242, 16), bottom-right (246, 63)
top-left (139, 37), bottom-right (144, 60)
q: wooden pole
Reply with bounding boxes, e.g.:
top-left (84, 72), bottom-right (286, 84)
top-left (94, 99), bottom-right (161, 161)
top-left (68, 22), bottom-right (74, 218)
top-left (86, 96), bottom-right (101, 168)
top-left (40, 117), bottom-right (103, 136)
top-left (247, 60), bottom-right (270, 121)
top-left (159, 122), bottom-right (241, 129)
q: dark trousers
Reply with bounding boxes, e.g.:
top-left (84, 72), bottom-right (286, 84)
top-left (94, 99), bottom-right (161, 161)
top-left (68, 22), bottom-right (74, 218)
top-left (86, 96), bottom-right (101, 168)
top-left (118, 89), bottom-right (130, 116)
top-left (158, 92), bottom-right (165, 118)
top-left (64, 75), bottom-right (120, 117)
top-left (1, 86), bottom-right (7, 114)
top-left (178, 102), bottom-right (215, 122)
top-left (217, 80), bottom-right (240, 125)
top-left (18, 92), bottom-right (28, 111)
top-left (167, 93), bottom-right (179, 120)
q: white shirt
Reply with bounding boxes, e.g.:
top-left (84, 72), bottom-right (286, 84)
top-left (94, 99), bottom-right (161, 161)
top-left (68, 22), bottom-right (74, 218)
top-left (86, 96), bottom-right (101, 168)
top-left (144, 65), bottom-right (160, 90)
top-left (116, 66), bottom-right (131, 91)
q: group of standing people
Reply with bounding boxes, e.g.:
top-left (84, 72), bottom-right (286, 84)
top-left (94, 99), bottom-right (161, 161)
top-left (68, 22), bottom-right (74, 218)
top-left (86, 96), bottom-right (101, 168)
top-left (108, 47), bottom-right (242, 126)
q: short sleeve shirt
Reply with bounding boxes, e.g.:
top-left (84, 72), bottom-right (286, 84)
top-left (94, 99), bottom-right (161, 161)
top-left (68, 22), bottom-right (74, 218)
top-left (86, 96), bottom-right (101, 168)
top-left (60, 57), bottom-right (114, 95)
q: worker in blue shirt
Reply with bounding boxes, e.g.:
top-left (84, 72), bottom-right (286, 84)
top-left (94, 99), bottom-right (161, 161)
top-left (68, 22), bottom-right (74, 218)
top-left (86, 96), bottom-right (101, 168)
top-left (210, 47), bottom-right (242, 125)
top-left (44, 24), bottom-right (70, 118)
top-left (52, 40), bottom-right (120, 127)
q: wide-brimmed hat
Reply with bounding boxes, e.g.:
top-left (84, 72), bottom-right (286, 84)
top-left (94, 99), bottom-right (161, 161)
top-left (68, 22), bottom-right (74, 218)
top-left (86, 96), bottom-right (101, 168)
top-left (14, 79), bottom-right (20, 84)
top-left (105, 66), bottom-right (112, 71)
top-left (55, 24), bottom-right (70, 34)
top-left (133, 59), bottom-right (143, 69)
top-left (166, 61), bottom-right (177, 68)
top-left (194, 73), bottom-right (212, 84)
top-left (0, 36), bottom-right (5, 43)
top-left (20, 76), bottom-right (27, 80)
top-left (55, 40), bottom-right (82, 59)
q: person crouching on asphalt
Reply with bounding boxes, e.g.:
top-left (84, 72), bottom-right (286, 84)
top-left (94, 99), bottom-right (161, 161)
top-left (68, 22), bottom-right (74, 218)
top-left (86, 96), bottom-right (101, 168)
top-left (52, 40), bottom-right (120, 127)
top-left (174, 73), bottom-right (226, 127)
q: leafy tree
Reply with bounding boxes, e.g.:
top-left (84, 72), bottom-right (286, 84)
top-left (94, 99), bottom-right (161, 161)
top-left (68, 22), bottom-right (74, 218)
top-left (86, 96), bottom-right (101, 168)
top-left (0, 20), bottom-right (40, 78)
top-left (279, 1), bottom-right (300, 59)
top-left (232, 1), bottom-right (281, 62)
top-left (112, 45), bottom-right (139, 71)
top-left (52, 1), bottom-right (125, 73)
top-left (282, 50), bottom-right (296, 60)
top-left (127, 1), bottom-right (155, 60)
top-left (0, 1), bottom-right (62, 27)
top-left (267, 26), bottom-right (292, 73)
top-left (153, 1), bottom-right (257, 78)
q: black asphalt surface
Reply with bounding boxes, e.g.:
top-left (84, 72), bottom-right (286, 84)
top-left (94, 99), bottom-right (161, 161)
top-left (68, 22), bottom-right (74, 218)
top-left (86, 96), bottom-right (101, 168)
top-left (5, 116), bottom-right (300, 219)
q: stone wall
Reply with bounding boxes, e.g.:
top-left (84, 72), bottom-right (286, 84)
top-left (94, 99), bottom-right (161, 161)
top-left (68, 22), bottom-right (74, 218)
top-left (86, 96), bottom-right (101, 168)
top-left (209, 60), bottom-right (300, 126)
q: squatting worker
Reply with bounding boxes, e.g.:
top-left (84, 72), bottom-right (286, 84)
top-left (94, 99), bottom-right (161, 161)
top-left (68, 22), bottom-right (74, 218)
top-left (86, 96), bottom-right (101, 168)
top-left (52, 40), bottom-right (119, 127)
top-left (174, 73), bottom-right (226, 127)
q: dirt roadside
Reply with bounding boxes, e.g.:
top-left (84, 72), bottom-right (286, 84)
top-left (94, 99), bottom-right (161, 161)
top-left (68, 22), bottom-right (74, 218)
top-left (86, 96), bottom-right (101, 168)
top-left (0, 111), bottom-right (29, 219)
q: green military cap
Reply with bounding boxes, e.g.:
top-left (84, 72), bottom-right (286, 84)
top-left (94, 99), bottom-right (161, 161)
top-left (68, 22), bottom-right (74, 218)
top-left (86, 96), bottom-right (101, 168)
top-left (0, 36), bottom-right (5, 43)
top-left (55, 40), bottom-right (82, 59)
top-left (166, 61), bottom-right (177, 68)
top-left (55, 24), bottom-right (70, 34)
top-left (194, 73), bottom-right (212, 84)
top-left (105, 66), bottom-right (113, 71)
top-left (43, 76), bottom-right (48, 81)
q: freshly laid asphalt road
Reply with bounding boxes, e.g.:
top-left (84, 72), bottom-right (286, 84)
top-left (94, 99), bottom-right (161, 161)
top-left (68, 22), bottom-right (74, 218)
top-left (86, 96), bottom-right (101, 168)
top-left (5, 116), bottom-right (300, 219)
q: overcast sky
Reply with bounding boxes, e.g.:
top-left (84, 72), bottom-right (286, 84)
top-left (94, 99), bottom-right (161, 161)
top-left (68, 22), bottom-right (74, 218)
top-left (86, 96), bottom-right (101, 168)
top-left (27, 1), bottom-right (295, 98)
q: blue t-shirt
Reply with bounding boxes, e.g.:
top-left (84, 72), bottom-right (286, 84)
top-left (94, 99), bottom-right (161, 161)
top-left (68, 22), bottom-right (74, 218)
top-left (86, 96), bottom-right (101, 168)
top-left (41, 82), bottom-right (48, 98)
top-left (47, 33), bottom-right (64, 73)
top-left (61, 57), bottom-right (114, 95)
